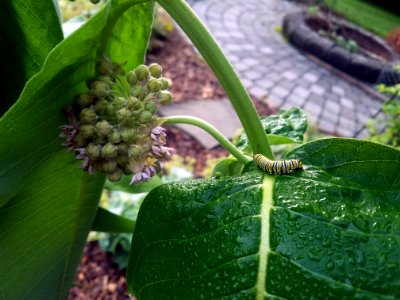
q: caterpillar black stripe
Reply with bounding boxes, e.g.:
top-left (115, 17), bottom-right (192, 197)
top-left (254, 154), bottom-right (303, 175)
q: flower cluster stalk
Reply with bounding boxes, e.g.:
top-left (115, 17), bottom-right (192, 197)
top-left (162, 115), bottom-right (251, 164)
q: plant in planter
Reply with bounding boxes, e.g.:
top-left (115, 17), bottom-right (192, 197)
top-left (318, 28), bottom-right (359, 53)
top-left (306, 3), bottom-right (359, 54)
top-left (1, 0), bottom-right (399, 299)
top-left (283, 9), bottom-right (400, 83)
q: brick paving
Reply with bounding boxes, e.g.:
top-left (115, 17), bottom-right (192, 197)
top-left (187, 0), bottom-right (386, 137)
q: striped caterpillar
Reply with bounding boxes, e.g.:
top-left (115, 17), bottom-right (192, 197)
top-left (254, 154), bottom-right (303, 175)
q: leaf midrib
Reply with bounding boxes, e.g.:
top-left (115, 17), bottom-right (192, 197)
top-left (256, 175), bottom-right (275, 300)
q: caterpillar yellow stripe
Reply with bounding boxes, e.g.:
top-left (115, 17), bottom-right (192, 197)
top-left (254, 154), bottom-right (303, 175)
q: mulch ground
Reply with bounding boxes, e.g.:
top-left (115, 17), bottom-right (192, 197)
top-left (69, 26), bottom-right (274, 300)
top-left (69, 242), bottom-right (132, 300)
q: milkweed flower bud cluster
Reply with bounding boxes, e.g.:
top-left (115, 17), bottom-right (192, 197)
top-left (60, 57), bottom-right (173, 184)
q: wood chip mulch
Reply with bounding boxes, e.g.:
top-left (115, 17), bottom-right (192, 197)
top-left (70, 25), bottom-right (274, 300)
top-left (69, 242), bottom-right (133, 300)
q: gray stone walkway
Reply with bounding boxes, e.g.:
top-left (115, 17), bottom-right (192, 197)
top-left (186, 0), bottom-right (385, 137)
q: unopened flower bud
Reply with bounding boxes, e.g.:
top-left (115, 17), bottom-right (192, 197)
top-left (127, 97), bottom-right (140, 110)
top-left (101, 143), bottom-right (118, 159)
top-left (148, 63), bottom-right (162, 78)
top-left (121, 128), bottom-right (136, 142)
top-left (126, 71), bottom-right (138, 85)
top-left (91, 81), bottom-right (110, 98)
top-left (102, 159), bottom-right (118, 173)
top-left (132, 86), bottom-right (147, 100)
top-left (94, 136), bottom-right (107, 145)
top-left (113, 97), bottom-right (127, 110)
top-left (107, 168), bottom-right (122, 182)
top-left (127, 158), bottom-right (144, 174)
top-left (98, 75), bottom-right (114, 86)
top-left (77, 93), bottom-right (95, 108)
top-left (138, 110), bottom-right (152, 123)
top-left (160, 78), bottom-right (170, 90)
top-left (80, 108), bottom-right (97, 124)
top-left (116, 108), bottom-right (132, 123)
top-left (96, 120), bottom-right (113, 137)
top-left (117, 155), bottom-right (129, 165)
top-left (113, 63), bottom-right (126, 76)
top-left (95, 99), bottom-right (108, 115)
top-left (128, 145), bottom-right (145, 158)
top-left (159, 91), bottom-right (173, 105)
top-left (147, 78), bottom-right (163, 92)
top-left (80, 124), bottom-right (96, 138)
top-left (105, 103), bottom-right (116, 116)
top-left (74, 133), bottom-right (87, 148)
top-left (135, 64), bottom-right (150, 81)
top-left (86, 143), bottom-right (102, 159)
top-left (145, 101), bottom-right (157, 114)
top-left (108, 130), bottom-right (121, 144)
top-left (123, 165), bottom-right (133, 175)
top-left (93, 161), bottom-right (104, 172)
top-left (117, 143), bottom-right (128, 154)
top-left (96, 58), bottom-right (113, 74)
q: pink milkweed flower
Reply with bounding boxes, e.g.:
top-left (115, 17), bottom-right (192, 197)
top-left (151, 126), bottom-right (166, 144)
top-left (75, 148), bottom-right (95, 174)
top-left (130, 172), bottom-right (150, 184)
top-left (152, 145), bottom-right (173, 159)
top-left (60, 124), bottom-right (79, 152)
top-left (144, 165), bottom-right (157, 177)
top-left (151, 145), bottom-right (162, 156)
top-left (75, 148), bottom-right (87, 160)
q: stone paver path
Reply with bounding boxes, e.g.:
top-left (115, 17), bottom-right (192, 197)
top-left (187, 0), bottom-right (385, 137)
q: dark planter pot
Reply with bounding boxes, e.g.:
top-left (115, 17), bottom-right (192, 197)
top-left (283, 11), bottom-right (400, 84)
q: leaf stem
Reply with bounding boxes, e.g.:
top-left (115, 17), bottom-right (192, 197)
top-left (156, 0), bottom-right (274, 160)
top-left (162, 115), bottom-right (251, 164)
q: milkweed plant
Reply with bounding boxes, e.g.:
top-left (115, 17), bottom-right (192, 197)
top-left (0, 0), bottom-right (399, 299)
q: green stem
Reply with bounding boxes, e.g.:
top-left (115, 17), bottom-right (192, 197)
top-left (162, 115), bottom-right (251, 164)
top-left (156, 0), bottom-right (274, 160)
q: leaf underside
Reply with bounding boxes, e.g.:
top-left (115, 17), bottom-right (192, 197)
top-left (128, 138), bottom-right (400, 299)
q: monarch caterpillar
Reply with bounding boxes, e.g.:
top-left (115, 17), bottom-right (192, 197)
top-left (254, 154), bottom-right (303, 175)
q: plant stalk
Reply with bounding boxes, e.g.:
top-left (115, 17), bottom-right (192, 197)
top-left (156, 0), bottom-right (274, 159)
top-left (162, 115), bottom-right (251, 164)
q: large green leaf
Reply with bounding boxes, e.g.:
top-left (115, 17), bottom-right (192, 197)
top-left (0, 0), bottom-right (63, 116)
top-left (127, 138), bottom-right (400, 299)
top-left (0, 0), bottom-right (154, 298)
top-left (0, 153), bottom-right (105, 299)
top-left (236, 107), bottom-right (308, 152)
